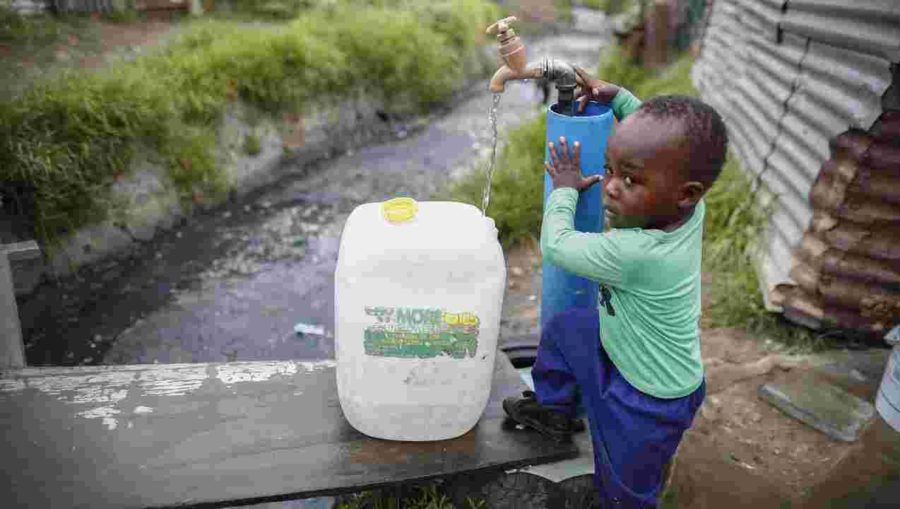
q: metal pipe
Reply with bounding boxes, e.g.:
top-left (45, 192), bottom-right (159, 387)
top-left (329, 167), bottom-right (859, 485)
top-left (541, 59), bottom-right (577, 116)
top-left (489, 58), bottom-right (578, 116)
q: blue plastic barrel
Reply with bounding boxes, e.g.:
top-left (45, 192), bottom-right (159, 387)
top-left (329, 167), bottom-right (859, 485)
top-left (541, 101), bottom-right (615, 328)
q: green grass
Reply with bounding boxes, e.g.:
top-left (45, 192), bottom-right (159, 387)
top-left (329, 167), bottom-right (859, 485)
top-left (0, 7), bottom-right (86, 47)
top-left (337, 483), bottom-right (485, 509)
top-left (443, 43), bottom-right (823, 348)
top-left (440, 108), bottom-right (548, 249)
top-left (0, 0), bottom-right (501, 245)
top-left (578, 0), bottom-right (636, 14)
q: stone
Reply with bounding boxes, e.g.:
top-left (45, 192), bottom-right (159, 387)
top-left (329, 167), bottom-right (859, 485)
top-left (759, 373), bottom-right (876, 442)
top-left (48, 223), bottom-right (133, 276)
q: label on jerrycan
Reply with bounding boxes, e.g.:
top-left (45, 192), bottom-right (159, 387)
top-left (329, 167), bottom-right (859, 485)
top-left (363, 306), bottom-right (480, 359)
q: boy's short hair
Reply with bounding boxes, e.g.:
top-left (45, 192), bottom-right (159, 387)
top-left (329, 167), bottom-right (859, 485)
top-left (634, 95), bottom-right (728, 187)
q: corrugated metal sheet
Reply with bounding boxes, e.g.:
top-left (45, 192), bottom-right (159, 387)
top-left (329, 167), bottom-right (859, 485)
top-left (779, 114), bottom-right (900, 333)
top-left (781, 0), bottom-right (900, 61)
top-left (694, 0), bottom-right (899, 334)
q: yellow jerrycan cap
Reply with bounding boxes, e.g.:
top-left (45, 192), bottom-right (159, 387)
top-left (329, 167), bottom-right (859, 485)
top-left (382, 197), bottom-right (418, 223)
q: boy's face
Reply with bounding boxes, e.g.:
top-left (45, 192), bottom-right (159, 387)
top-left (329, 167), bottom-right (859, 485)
top-left (603, 114), bottom-right (703, 230)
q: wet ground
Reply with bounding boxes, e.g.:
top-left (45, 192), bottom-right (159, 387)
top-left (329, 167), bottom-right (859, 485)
top-left (18, 8), bottom-right (611, 367)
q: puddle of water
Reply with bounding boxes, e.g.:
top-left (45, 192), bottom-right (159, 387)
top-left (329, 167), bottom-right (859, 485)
top-left (481, 92), bottom-right (503, 215)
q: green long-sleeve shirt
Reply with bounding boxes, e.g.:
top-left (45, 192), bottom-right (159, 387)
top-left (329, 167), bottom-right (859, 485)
top-left (539, 89), bottom-right (704, 399)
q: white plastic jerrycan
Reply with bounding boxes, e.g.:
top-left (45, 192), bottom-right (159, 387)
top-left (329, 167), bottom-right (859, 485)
top-left (335, 197), bottom-right (507, 441)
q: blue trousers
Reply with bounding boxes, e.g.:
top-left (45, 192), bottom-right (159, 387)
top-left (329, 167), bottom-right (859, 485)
top-left (533, 308), bottom-right (705, 508)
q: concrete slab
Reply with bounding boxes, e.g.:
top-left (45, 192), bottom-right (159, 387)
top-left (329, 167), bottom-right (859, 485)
top-left (759, 372), bottom-right (876, 442)
top-left (513, 429), bottom-right (596, 483)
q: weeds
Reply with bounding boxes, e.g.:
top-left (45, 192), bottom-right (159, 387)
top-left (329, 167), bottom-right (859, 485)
top-left (243, 133), bottom-right (262, 156)
top-left (0, 1), bottom-right (500, 245)
top-left (337, 483), bottom-right (485, 509)
top-left (581, 0), bottom-right (637, 15)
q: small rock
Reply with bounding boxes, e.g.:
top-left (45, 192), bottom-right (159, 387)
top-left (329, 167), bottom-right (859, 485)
top-left (508, 281), bottom-right (518, 290)
top-left (82, 357), bottom-right (93, 363)
top-left (94, 334), bottom-right (102, 342)
top-left (510, 266), bottom-right (525, 277)
top-left (176, 232), bottom-right (183, 239)
top-left (699, 403), bottom-right (717, 421)
top-left (222, 211), bottom-right (232, 219)
top-left (528, 295), bottom-right (537, 301)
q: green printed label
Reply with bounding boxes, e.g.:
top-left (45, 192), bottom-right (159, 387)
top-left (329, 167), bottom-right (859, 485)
top-left (363, 306), bottom-right (480, 359)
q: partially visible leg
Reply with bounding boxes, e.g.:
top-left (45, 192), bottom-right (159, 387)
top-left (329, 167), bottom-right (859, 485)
top-left (502, 308), bottom-right (599, 441)
top-left (582, 359), bottom-right (706, 508)
top-left (531, 307), bottom-right (601, 417)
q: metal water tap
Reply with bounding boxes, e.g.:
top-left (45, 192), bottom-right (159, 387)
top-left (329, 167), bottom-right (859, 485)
top-left (486, 17), bottom-right (581, 115)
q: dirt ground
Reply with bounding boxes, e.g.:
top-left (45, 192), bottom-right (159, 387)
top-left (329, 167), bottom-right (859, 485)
top-left (0, 12), bottom-right (178, 98)
top-left (501, 241), bottom-right (899, 509)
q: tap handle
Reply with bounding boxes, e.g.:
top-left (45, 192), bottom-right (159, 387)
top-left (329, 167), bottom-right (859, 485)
top-left (486, 16), bottom-right (518, 35)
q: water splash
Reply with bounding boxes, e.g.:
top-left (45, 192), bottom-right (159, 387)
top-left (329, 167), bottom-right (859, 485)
top-left (481, 93), bottom-right (503, 216)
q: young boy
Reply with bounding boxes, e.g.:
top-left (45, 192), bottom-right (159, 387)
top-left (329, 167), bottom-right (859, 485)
top-left (503, 68), bottom-right (728, 508)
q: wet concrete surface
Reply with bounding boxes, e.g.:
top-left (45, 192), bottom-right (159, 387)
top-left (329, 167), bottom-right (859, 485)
top-left (18, 9), bottom-right (611, 367)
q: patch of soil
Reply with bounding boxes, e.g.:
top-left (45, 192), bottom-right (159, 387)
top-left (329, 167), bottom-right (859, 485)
top-left (500, 237), bottom-right (543, 345)
top-left (94, 20), bottom-right (173, 61)
top-left (1, 15), bottom-right (177, 96)
top-left (677, 329), bottom-right (851, 502)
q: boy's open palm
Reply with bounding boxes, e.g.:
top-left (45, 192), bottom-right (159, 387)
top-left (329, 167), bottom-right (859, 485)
top-left (546, 136), bottom-right (602, 192)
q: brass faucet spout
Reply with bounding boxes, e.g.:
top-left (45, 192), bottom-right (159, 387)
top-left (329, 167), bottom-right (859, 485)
top-left (488, 63), bottom-right (543, 93)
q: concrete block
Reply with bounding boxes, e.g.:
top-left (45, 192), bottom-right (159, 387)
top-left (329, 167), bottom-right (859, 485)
top-left (759, 373), bottom-right (876, 442)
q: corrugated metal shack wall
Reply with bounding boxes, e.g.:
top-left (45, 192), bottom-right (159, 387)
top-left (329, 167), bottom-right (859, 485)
top-left (692, 0), bottom-right (900, 334)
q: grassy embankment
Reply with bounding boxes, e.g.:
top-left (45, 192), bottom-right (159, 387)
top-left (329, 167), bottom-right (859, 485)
top-left (0, 0), bottom-right (501, 246)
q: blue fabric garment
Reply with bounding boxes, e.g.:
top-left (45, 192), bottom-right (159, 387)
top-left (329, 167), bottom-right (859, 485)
top-left (532, 307), bottom-right (706, 508)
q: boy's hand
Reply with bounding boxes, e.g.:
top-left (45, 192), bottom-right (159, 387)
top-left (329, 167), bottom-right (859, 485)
top-left (546, 136), bottom-right (602, 192)
top-left (574, 66), bottom-right (621, 113)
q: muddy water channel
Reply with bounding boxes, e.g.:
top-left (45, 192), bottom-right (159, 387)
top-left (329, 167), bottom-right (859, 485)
top-left (20, 10), bottom-right (610, 366)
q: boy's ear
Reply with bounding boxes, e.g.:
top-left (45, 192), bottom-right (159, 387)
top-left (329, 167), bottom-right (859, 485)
top-left (678, 181), bottom-right (705, 208)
